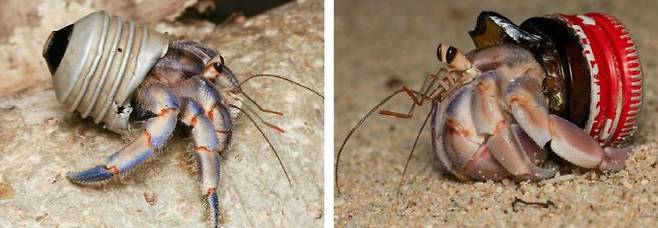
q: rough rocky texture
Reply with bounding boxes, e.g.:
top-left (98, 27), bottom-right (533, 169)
top-left (335, 0), bottom-right (658, 227)
top-left (0, 0), bottom-right (323, 227)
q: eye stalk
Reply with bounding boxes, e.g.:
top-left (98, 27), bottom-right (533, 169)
top-left (436, 43), bottom-right (471, 72)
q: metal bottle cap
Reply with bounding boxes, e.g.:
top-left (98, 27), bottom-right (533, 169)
top-left (555, 13), bottom-right (643, 146)
top-left (43, 11), bottom-right (169, 133)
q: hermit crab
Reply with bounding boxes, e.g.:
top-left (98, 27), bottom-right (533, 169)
top-left (336, 12), bottom-right (642, 188)
top-left (43, 11), bottom-right (321, 227)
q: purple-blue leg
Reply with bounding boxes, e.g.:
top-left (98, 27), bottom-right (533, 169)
top-left (174, 77), bottom-right (231, 227)
top-left (66, 83), bottom-right (180, 183)
top-left (180, 99), bottom-right (222, 226)
top-left (174, 76), bottom-right (233, 151)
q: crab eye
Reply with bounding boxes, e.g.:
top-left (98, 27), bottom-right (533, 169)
top-left (436, 43), bottom-right (471, 71)
top-left (213, 61), bottom-right (224, 73)
top-left (445, 46), bottom-right (457, 63)
top-left (436, 44), bottom-right (444, 62)
top-left (437, 43), bottom-right (458, 64)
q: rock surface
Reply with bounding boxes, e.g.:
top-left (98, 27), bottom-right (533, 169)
top-left (335, 0), bottom-right (658, 227)
top-left (0, 0), bottom-right (323, 227)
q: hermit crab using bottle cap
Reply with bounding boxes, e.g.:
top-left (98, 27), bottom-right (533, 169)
top-left (337, 11), bottom-right (642, 187)
top-left (43, 11), bottom-right (322, 227)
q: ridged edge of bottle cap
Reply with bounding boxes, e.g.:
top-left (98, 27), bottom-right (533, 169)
top-left (556, 13), bottom-right (642, 146)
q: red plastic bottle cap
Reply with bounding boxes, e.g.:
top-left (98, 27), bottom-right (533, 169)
top-left (555, 13), bottom-right (643, 146)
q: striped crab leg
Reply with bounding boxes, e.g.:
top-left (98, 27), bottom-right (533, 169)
top-left (66, 83), bottom-right (179, 183)
top-left (173, 76), bottom-right (233, 152)
top-left (180, 99), bottom-right (222, 227)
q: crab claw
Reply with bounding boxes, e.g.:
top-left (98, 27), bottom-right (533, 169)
top-left (507, 76), bottom-right (632, 171)
top-left (548, 115), bottom-right (606, 168)
top-left (549, 116), bottom-right (633, 171)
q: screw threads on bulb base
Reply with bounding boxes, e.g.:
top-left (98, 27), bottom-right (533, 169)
top-left (44, 11), bottom-right (169, 133)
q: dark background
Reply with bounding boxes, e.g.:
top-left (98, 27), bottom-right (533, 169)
top-left (180, 0), bottom-right (291, 23)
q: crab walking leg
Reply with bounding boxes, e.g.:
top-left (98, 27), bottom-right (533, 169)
top-left (435, 76), bottom-right (540, 181)
top-left (469, 72), bottom-right (555, 180)
top-left (458, 144), bottom-right (510, 180)
top-left (486, 123), bottom-right (557, 180)
top-left (510, 124), bottom-right (548, 165)
top-left (174, 76), bottom-right (233, 151)
top-left (435, 83), bottom-right (510, 180)
top-left (469, 71), bottom-right (505, 135)
top-left (180, 100), bottom-right (222, 226)
top-left (507, 76), bottom-right (632, 171)
top-left (207, 102), bottom-right (233, 152)
top-left (66, 84), bottom-right (179, 183)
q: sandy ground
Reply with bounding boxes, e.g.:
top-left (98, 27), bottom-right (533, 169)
top-left (335, 0), bottom-right (658, 227)
top-left (0, 0), bottom-right (323, 227)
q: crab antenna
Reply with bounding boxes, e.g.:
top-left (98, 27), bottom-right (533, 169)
top-left (239, 90), bottom-right (285, 116)
top-left (396, 104), bottom-right (435, 202)
top-left (229, 104), bottom-right (292, 186)
top-left (230, 73), bottom-right (324, 117)
top-left (240, 73), bottom-right (324, 99)
top-left (242, 104), bottom-right (286, 133)
top-left (335, 88), bottom-right (411, 194)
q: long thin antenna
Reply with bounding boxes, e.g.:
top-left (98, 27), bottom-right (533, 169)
top-left (229, 104), bottom-right (292, 186)
top-left (242, 104), bottom-right (285, 133)
top-left (240, 74), bottom-right (324, 99)
top-left (240, 91), bottom-right (285, 116)
top-left (233, 73), bottom-right (323, 116)
top-left (396, 104), bottom-right (435, 202)
top-left (335, 72), bottom-right (442, 194)
top-left (336, 89), bottom-right (411, 194)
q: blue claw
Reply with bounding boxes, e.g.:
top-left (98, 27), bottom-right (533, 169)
top-left (66, 165), bottom-right (114, 183)
top-left (206, 191), bottom-right (220, 227)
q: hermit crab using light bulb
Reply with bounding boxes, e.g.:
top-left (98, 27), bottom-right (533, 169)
top-left (336, 12), bottom-right (642, 189)
top-left (43, 11), bottom-right (321, 227)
